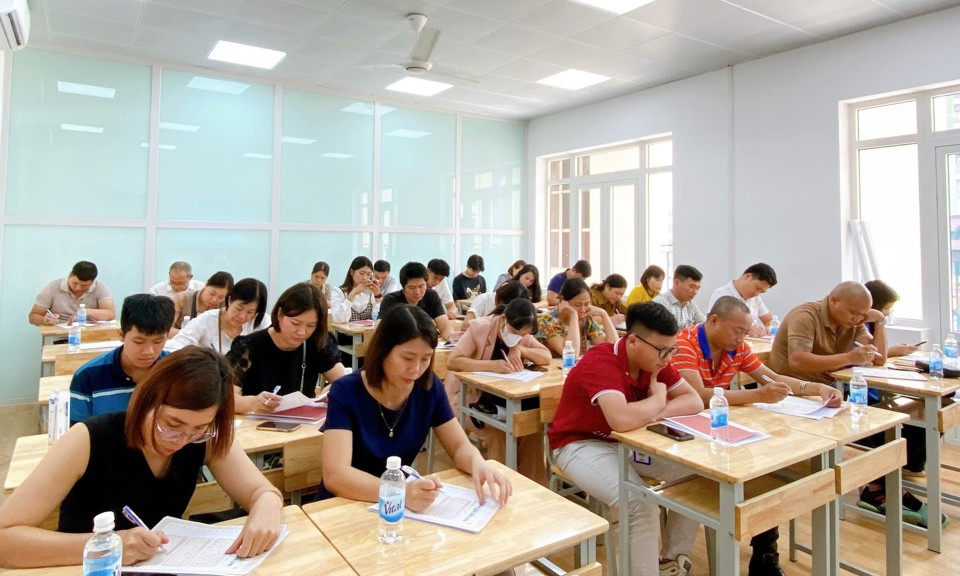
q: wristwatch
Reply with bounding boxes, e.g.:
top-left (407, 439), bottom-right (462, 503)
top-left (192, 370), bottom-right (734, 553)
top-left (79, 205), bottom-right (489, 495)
top-left (875, 317), bottom-right (886, 326)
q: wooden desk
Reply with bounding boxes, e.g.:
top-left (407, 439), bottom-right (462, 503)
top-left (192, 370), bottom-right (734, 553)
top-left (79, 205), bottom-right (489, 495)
top-left (831, 367), bottom-right (960, 553)
top-left (0, 505), bottom-right (357, 576)
top-left (38, 322), bottom-right (119, 347)
top-left (331, 321), bottom-right (375, 371)
top-left (40, 341), bottom-right (121, 377)
top-left (744, 336), bottom-right (772, 362)
top-left (613, 419), bottom-right (837, 576)
top-left (302, 461), bottom-right (607, 576)
top-left (455, 358), bottom-right (564, 469)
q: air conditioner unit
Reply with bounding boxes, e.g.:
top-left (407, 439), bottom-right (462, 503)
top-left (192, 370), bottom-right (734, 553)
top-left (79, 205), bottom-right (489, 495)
top-left (0, 0), bottom-right (29, 51)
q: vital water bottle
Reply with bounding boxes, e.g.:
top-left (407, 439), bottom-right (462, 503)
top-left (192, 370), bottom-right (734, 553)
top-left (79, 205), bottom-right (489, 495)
top-left (68, 323), bottom-right (82, 353)
top-left (930, 344), bottom-right (944, 383)
top-left (77, 304), bottom-right (87, 326)
top-left (768, 315), bottom-right (780, 337)
top-left (849, 368), bottom-right (868, 419)
top-left (944, 333), bottom-right (958, 369)
top-left (709, 387), bottom-right (729, 444)
top-left (378, 456), bottom-right (405, 544)
top-left (83, 511), bottom-right (122, 576)
top-left (562, 340), bottom-right (576, 376)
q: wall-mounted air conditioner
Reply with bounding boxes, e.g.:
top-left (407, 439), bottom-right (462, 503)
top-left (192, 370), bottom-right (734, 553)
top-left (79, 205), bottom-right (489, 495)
top-left (0, 0), bottom-right (29, 51)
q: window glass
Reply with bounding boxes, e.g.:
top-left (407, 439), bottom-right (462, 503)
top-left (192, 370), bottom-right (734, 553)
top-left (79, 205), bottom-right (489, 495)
top-left (933, 93), bottom-right (960, 132)
top-left (648, 140), bottom-right (673, 168)
top-left (648, 172), bottom-right (674, 274)
top-left (154, 229), bottom-right (271, 287)
top-left (857, 101), bottom-right (917, 140)
top-left (460, 117), bottom-right (524, 229)
top-left (577, 147), bottom-right (640, 176)
top-left (380, 233), bottom-right (454, 272)
top-left (277, 231), bottom-right (371, 292)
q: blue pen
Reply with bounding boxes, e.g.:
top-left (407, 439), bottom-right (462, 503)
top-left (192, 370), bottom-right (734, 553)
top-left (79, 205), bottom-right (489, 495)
top-left (122, 506), bottom-right (167, 552)
top-left (400, 465), bottom-right (422, 479)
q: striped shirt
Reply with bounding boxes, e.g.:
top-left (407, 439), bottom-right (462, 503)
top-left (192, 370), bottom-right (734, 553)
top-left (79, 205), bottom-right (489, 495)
top-left (673, 324), bottom-right (762, 389)
top-left (69, 346), bottom-right (169, 424)
top-left (653, 290), bottom-right (706, 329)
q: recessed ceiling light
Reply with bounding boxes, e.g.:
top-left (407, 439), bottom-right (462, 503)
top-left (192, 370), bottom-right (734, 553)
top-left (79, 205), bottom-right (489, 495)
top-left (140, 142), bottom-right (177, 150)
top-left (208, 40), bottom-right (286, 70)
top-left (385, 129), bottom-right (431, 139)
top-left (242, 152), bottom-right (272, 159)
top-left (57, 81), bottom-right (115, 99)
top-left (187, 76), bottom-right (250, 95)
top-left (341, 103), bottom-right (397, 116)
top-left (281, 136), bottom-right (317, 145)
top-left (159, 121), bottom-right (200, 133)
top-left (570, 0), bottom-right (657, 15)
top-left (60, 123), bottom-right (103, 134)
top-left (321, 152), bottom-right (355, 159)
top-left (386, 77), bottom-right (452, 97)
top-left (536, 69), bottom-right (611, 90)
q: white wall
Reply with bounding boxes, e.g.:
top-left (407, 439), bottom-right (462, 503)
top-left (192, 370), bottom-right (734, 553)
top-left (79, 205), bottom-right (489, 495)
top-left (528, 6), bottom-right (960, 317)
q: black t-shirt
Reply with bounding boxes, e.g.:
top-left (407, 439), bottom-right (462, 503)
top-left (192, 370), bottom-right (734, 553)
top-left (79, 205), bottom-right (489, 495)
top-left (59, 411), bottom-right (205, 533)
top-left (452, 273), bottom-right (487, 300)
top-left (380, 289), bottom-right (445, 319)
top-left (227, 329), bottom-right (341, 397)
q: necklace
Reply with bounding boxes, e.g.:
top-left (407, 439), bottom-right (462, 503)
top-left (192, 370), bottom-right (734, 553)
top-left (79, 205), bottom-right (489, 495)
top-left (377, 397), bottom-right (408, 438)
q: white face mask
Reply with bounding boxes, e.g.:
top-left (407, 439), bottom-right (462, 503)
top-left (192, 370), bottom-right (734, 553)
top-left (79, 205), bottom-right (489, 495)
top-left (500, 325), bottom-right (523, 348)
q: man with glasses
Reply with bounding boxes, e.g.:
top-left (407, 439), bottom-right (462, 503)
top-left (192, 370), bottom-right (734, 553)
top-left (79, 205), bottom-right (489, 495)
top-left (673, 296), bottom-right (841, 576)
top-left (548, 302), bottom-right (704, 576)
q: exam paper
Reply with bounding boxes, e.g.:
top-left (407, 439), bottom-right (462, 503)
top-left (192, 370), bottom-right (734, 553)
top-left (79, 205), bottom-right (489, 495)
top-left (470, 370), bottom-right (542, 382)
top-left (368, 483), bottom-right (500, 533)
top-left (754, 396), bottom-right (848, 420)
top-left (858, 367), bottom-right (927, 381)
top-left (246, 391), bottom-right (327, 423)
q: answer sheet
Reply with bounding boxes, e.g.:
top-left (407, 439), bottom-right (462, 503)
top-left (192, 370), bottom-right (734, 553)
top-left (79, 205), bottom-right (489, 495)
top-left (368, 483), bottom-right (501, 533)
top-left (469, 369), bottom-right (542, 382)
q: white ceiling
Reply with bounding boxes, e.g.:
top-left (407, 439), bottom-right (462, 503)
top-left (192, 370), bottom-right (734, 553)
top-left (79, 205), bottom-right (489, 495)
top-left (25, 0), bottom-right (960, 120)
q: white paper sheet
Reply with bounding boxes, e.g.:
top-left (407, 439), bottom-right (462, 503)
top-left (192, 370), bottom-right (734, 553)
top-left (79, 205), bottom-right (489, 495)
top-left (754, 396), bottom-right (849, 420)
top-left (469, 369), bottom-right (542, 382)
top-left (368, 483), bottom-right (501, 533)
top-left (246, 391), bottom-right (327, 423)
top-left (858, 367), bottom-right (928, 381)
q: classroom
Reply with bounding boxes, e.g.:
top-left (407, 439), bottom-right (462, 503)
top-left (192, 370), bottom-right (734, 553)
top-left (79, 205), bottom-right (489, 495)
top-left (2, 1), bottom-right (960, 575)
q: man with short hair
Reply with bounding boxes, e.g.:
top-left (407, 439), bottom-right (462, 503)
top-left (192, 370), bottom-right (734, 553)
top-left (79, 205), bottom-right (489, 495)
top-left (452, 254), bottom-right (487, 300)
top-left (69, 293), bottom-right (175, 424)
top-left (549, 302), bottom-right (704, 576)
top-left (546, 259), bottom-right (592, 306)
top-left (653, 265), bottom-right (706, 330)
top-left (373, 259), bottom-right (400, 295)
top-left (380, 262), bottom-right (459, 341)
top-left (673, 296), bottom-right (842, 576)
top-left (149, 261), bottom-right (203, 299)
top-left (29, 261), bottom-right (115, 325)
top-left (426, 258), bottom-right (457, 320)
top-left (708, 263), bottom-right (778, 337)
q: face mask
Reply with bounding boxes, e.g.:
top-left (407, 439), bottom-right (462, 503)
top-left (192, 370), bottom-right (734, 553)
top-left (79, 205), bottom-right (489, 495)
top-left (500, 325), bottom-right (523, 348)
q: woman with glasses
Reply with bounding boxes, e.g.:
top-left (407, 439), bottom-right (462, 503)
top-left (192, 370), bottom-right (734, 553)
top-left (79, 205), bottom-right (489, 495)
top-left (0, 347), bottom-right (283, 569)
top-left (330, 256), bottom-right (382, 323)
top-left (536, 278), bottom-right (617, 358)
top-left (167, 278), bottom-right (270, 355)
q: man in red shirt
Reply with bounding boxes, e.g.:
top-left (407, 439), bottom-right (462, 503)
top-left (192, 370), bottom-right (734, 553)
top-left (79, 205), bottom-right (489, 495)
top-left (549, 302), bottom-right (704, 576)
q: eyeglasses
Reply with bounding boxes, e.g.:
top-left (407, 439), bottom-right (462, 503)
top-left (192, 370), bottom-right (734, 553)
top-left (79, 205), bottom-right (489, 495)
top-left (155, 420), bottom-right (217, 444)
top-left (633, 334), bottom-right (680, 360)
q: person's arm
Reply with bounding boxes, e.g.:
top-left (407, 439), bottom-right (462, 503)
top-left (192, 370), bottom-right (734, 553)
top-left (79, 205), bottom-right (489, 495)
top-left (888, 344), bottom-right (920, 357)
top-left (679, 368), bottom-right (789, 406)
top-left (445, 300), bottom-right (457, 320)
top-left (596, 383), bottom-right (669, 432)
top-left (84, 299), bottom-right (115, 322)
top-left (29, 304), bottom-right (58, 326)
top-left (166, 315), bottom-right (206, 351)
top-left (748, 364), bottom-right (842, 407)
top-left (226, 338), bottom-right (280, 414)
top-left (460, 311), bottom-right (477, 331)
top-left (434, 314), bottom-right (459, 342)
top-left (206, 441), bottom-right (283, 558)
top-left (788, 337), bottom-right (874, 373)
top-left (546, 304), bottom-right (581, 357)
top-left (588, 306), bottom-right (618, 345)
top-left (329, 287), bottom-right (357, 324)
top-left (654, 378), bottom-right (705, 420)
top-left (321, 363), bottom-right (346, 385)
top-left (447, 347), bottom-right (517, 374)
top-left (515, 337), bottom-right (552, 366)
top-left (858, 311), bottom-right (887, 366)
top-left (433, 418), bottom-right (511, 506)
top-left (546, 290), bottom-right (560, 307)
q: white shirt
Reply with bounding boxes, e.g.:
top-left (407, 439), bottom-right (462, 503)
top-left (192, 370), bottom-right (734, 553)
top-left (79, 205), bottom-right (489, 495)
top-left (330, 286), bottom-right (377, 323)
top-left (466, 292), bottom-right (497, 318)
top-left (708, 281), bottom-right (770, 325)
top-left (432, 280), bottom-right (453, 307)
top-left (166, 308), bottom-right (270, 355)
top-left (149, 279), bottom-right (204, 300)
top-left (380, 275), bottom-right (401, 295)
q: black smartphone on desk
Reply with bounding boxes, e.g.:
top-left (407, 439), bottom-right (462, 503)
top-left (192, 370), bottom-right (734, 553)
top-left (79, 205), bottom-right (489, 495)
top-left (256, 421), bottom-right (301, 433)
top-left (646, 423), bottom-right (694, 442)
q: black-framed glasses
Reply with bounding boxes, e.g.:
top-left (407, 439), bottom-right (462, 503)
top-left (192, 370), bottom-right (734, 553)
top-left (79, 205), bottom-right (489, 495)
top-left (633, 333), bottom-right (680, 360)
top-left (155, 419), bottom-right (217, 444)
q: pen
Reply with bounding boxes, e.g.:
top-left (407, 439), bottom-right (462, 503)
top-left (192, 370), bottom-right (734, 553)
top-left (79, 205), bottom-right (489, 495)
top-left (272, 385), bottom-right (282, 395)
top-left (761, 375), bottom-right (793, 395)
top-left (400, 465), bottom-right (423, 480)
top-left (122, 506), bottom-right (167, 552)
top-left (854, 341), bottom-right (879, 357)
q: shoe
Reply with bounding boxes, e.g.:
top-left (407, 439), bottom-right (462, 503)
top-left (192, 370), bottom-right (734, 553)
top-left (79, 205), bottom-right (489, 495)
top-left (659, 553), bottom-right (692, 576)
top-left (916, 503), bottom-right (950, 529)
top-left (902, 468), bottom-right (927, 479)
top-left (748, 552), bottom-right (786, 576)
top-left (469, 402), bottom-right (497, 429)
top-left (857, 488), bottom-right (923, 525)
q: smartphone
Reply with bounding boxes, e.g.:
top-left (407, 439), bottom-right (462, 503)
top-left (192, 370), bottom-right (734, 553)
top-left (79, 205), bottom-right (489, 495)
top-left (256, 421), bottom-right (301, 433)
top-left (646, 423), bottom-right (694, 442)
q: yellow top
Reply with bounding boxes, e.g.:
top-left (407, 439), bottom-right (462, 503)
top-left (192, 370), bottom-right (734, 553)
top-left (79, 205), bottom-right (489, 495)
top-left (626, 284), bottom-right (657, 305)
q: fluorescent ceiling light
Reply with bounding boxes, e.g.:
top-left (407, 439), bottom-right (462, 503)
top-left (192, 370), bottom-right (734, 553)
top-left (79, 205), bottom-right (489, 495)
top-left (281, 136), bottom-right (317, 145)
top-left (570, 0), bottom-right (657, 15)
top-left (385, 128), bottom-right (431, 139)
top-left (242, 152), bottom-right (272, 159)
top-left (60, 123), bottom-right (103, 134)
top-left (187, 76), bottom-right (249, 95)
top-left (159, 121), bottom-right (200, 133)
top-left (57, 81), bottom-right (115, 99)
top-left (321, 152), bottom-right (355, 159)
top-left (341, 102), bottom-right (396, 116)
top-left (139, 142), bottom-right (177, 150)
top-left (536, 68), bottom-right (611, 90)
top-left (385, 77), bottom-right (452, 97)
top-left (208, 40), bottom-right (286, 70)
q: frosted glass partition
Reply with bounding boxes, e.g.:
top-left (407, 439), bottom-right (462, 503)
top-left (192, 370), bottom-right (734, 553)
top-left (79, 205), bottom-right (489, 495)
top-left (154, 229), bottom-right (271, 289)
top-left (281, 91), bottom-right (375, 225)
top-left (0, 226), bottom-right (145, 402)
top-left (381, 233), bottom-right (454, 270)
top-left (380, 107), bottom-right (455, 228)
top-left (277, 231), bottom-right (371, 292)
top-left (460, 118), bottom-right (525, 230)
top-left (157, 70), bottom-right (274, 222)
top-left (461, 234), bottom-right (524, 287)
top-left (6, 49), bottom-right (151, 218)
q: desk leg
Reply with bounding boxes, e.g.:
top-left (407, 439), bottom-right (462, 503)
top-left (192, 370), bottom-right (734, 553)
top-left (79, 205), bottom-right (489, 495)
top-left (884, 425), bottom-right (903, 576)
top-left (618, 443), bottom-right (631, 576)
top-left (810, 452), bottom-right (830, 576)
top-left (41, 362), bottom-right (52, 377)
top-left (504, 397), bottom-right (520, 470)
top-left (458, 379), bottom-right (468, 429)
top-left (924, 396), bottom-right (942, 552)
top-left (351, 334), bottom-right (362, 371)
top-left (718, 481), bottom-right (742, 576)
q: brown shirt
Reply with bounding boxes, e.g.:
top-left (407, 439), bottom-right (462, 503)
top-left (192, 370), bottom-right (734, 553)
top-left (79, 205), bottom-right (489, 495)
top-left (590, 287), bottom-right (626, 317)
top-left (766, 298), bottom-right (866, 384)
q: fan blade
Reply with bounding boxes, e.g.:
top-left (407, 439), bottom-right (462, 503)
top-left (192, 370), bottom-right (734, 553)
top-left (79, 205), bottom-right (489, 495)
top-left (410, 27), bottom-right (440, 63)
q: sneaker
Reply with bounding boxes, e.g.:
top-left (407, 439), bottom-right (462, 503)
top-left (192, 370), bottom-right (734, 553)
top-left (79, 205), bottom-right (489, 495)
top-left (748, 552), bottom-right (786, 576)
top-left (659, 554), bottom-right (692, 576)
top-left (916, 503), bottom-right (951, 529)
top-left (857, 488), bottom-right (922, 525)
top-left (902, 468), bottom-right (927, 479)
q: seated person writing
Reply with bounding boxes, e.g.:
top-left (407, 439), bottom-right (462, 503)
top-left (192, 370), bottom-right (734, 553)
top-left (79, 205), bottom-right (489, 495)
top-left (0, 347), bottom-right (283, 569)
top-left (627, 264), bottom-right (664, 305)
top-left (452, 254), bottom-right (487, 301)
top-left (167, 278), bottom-right (269, 355)
top-left (590, 273), bottom-right (628, 326)
top-left (511, 264), bottom-right (544, 305)
top-left (707, 263), bottom-right (778, 337)
top-left (536, 278), bottom-right (617, 357)
top-left (318, 305), bottom-right (511, 512)
top-left (70, 293), bottom-right (175, 425)
top-left (381, 261), bottom-right (460, 342)
top-left (309, 261), bottom-right (332, 307)
top-left (29, 260), bottom-right (115, 326)
top-left (549, 302), bottom-right (704, 576)
top-left (545, 259), bottom-right (591, 306)
top-left (653, 264), bottom-right (706, 330)
top-left (172, 271), bottom-right (234, 335)
top-left (330, 256), bottom-right (381, 323)
top-left (228, 282), bottom-right (346, 415)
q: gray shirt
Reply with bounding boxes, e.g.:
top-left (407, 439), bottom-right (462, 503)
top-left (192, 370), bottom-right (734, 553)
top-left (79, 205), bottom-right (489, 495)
top-left (35, 278), bottom-right (113, 321)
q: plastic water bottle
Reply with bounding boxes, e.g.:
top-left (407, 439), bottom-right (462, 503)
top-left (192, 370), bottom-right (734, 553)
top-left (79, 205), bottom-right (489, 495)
top-left (930, 344), bottom-right (944, 383)
top-left (68, 323), bottom-right (82, 353)
top-left (181, 315), bottom-right (191, 329)
top-left (709, 387), bottom-right (729, 444)
top-left (371, 304), bottom-right (380, 322)
top-left (83, 511), bottom-right (122, 576)
top-left (562, 340), bottom-right (576, 376)
top-left (769, 315), bottom-right (780, 337)
top-left (378, 456), bottom-right (405, 544)
top-left (77, 304), bottom-right (87, 326)
top-left (944, 333), bottom-right (958, 368)
top-left (849, 368), bottom-right (868, 418)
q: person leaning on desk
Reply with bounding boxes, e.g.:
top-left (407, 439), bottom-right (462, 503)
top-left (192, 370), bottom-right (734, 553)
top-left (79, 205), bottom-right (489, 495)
top-left (0, 347), bottom-right (283, 569)
top-left (29, 260), bottom-right (115, 326)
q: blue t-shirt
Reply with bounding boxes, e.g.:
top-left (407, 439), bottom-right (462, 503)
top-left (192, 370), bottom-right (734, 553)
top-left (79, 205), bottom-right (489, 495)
top-left (69, 346), bottom-right (169, 425)
top-left (319, 371), bottom-right (454, 497)
top-left (547, 271), bottom-right (567, 294)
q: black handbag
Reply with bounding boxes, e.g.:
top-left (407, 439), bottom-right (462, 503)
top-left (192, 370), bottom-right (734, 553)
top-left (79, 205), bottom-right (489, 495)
top-left (914, 360), bottom-right (960, 379)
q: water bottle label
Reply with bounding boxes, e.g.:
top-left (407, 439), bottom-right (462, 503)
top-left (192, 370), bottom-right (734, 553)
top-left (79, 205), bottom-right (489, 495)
top-left (710, 408), bottom-right (728, 428)
top-left (850, 388), bottom-right (867, 405)
top-left (379, 495), bottom-right (404, 523)
top-left (68, 333), bottom-right (80, 346)
top-left (931, 359), bottom-right (943, 372)
top-left (769, 327), bottom-right (778, 336)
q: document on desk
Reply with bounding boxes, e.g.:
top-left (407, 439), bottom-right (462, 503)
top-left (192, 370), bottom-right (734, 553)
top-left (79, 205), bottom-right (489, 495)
top-left (858, 367), bottom-right (928, 381)
top-left (470, 369), bottom-right (542, 382)
top-left (75, 340), bottom-right (123, 351)
top-left (247, 391), bottom-right (327, 424)
top-left (123, 517), bottom-right (289, 575)
top-left (367, 483), bottom-right (501, 533)
top-left (666, 413), bottom-right (770, 447)
top-left (754, 396), bottom-right (848, 420)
